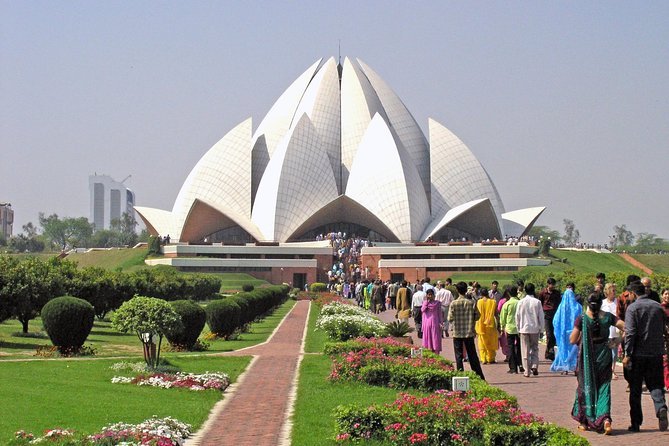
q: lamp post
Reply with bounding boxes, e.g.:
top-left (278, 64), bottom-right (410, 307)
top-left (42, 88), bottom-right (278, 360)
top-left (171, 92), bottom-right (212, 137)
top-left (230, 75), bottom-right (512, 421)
top-left (415, 267), bottom-right (419, 282)
top-left (280, 267), bottom-right (285, 285)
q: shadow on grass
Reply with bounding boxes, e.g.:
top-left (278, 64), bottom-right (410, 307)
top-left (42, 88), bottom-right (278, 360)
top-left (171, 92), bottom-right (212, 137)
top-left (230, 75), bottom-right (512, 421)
top-left (88, 330), bottom-right (128, 337)
top-left (0, 340), bottom-right (42, 350)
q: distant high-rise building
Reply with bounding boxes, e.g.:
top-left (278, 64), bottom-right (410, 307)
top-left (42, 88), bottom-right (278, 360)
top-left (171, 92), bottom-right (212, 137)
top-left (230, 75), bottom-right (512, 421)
top-left (0, 202), bottom-right (13, 238)
top-left (89, 174), bottom-right (135, 230)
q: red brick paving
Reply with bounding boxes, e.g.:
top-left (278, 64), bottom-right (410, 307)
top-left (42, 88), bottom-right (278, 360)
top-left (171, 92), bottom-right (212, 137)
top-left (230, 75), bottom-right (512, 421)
top-left (377, 309), bottom-right (669, 445)
top-left (189, 300), bottom-right (309, 446)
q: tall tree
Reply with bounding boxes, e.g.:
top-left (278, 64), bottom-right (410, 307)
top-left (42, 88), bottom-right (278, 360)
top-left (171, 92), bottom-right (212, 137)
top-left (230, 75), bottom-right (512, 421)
top-left (528, 225), bottom-right (561, 242)
top-left (39, 213), bottom-right (93, 250)
top-left (563, 219), bottom-right (580, 247)
top-left (110, 212), bottom-right (138, 247)
top-left (612, 224), bottom-right (634, 247)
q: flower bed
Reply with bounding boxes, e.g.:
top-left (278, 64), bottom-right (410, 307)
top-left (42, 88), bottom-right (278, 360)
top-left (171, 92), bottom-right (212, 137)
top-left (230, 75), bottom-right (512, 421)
top-left (325, 338), bottom-right (510, 401)
top-left (334, 391), bottom-right (588, 445)
top-left (316, 302), bottom-right (388, 341)
top-left (112, 372), bottom-right (230, 391)
top-left (9, 416), bottom-right (191, 445)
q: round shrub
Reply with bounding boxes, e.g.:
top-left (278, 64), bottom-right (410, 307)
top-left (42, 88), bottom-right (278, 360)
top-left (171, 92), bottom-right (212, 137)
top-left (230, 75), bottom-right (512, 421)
top-left (242, 283), bottom-right (255, 292)
top-left (165, 300), bottom-right (206, 349)
top-left (206, 298), bottom-right (241, 339)
top-left (41, 296), bottom-right (95, 352)
top-left (310, 282), bottom-right (327, 292)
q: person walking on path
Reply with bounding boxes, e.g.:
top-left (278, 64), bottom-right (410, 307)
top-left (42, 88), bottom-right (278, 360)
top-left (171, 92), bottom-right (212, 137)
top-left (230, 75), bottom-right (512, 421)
top-left (623, 281), bottom-right (668, 432)
top-left (475, 288), bottom-right (498, 364)
top-left (412, 284), bottom-right (425, 338)
top-left (500, 285), bottom-right (523, 374)
top-left (538, 277), bottom-right (561, 361)
top-left (551, 282), bottom-right (581, 374)
top-left (395, 280), bottom-right (412, 323)
top-left (421, 288), bottom-right (443, 355)
top-left (497, 287), bottom-right (510, 362)
top-left (570, 292), bottom-right (625, 434)
top-left (661, 288), bottom-right (669, 391)
top-left (516, 283), bottom-right (544, 377)
top-left (448, 281), bottom-right (485, 380)
top-left (435, 280), bottom-right (453, 337)
top-left (601, 282), bottom-right (622, 380)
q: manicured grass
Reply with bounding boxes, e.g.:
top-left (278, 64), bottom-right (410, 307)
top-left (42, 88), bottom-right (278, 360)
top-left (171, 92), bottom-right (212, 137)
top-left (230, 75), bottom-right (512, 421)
top-left (0, 355), bottom-right (251, 441)
top-left (292, 303), bottom-right (400, 445)
top-left (521, 248), bottom-right (641, 276)
top-left (216, 273), bottom-right (269, 291)
top-left (0, 299), bottom-right (297, 359)
top-left (292, 355), bottom-right (401, 446)
top-left (303, 301), bottom-right (327, 354)
top-left (67, 248), bottom-right (148, 271)
top-left (632, 254), bottom-right (669, 274)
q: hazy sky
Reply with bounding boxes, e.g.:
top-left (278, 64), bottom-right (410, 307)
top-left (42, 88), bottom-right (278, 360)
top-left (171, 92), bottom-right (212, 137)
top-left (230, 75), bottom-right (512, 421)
top-left (2, 1), bottom-right (667, 244)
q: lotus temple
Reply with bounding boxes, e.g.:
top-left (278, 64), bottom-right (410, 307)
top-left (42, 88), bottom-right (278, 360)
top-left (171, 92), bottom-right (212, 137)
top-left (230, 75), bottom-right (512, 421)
top-left (136, 57), bottom-right (548, 286)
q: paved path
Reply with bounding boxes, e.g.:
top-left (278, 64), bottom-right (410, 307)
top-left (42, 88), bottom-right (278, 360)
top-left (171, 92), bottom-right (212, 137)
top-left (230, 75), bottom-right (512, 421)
top-left (188, 300), bottom-right (310, 446)
top-left (377, 309), bottom-right (668, 445)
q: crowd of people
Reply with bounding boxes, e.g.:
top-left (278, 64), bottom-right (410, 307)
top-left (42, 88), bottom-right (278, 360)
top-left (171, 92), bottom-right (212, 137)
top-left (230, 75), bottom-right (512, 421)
top-left (334, 271), bottom-right (669, 436)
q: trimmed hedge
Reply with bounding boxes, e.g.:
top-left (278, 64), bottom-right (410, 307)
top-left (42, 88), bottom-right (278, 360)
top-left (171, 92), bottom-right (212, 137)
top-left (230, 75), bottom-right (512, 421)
top-left (310, 282), bottom-right (327, 292)
top-left (205, 285), bottom-right (290, 339)
top-left (165, 300), bottom-right (206, 349)
top-left (206, 299), bottom-right (241, 339)
top-left (41, 296), bottom-right (95, 352)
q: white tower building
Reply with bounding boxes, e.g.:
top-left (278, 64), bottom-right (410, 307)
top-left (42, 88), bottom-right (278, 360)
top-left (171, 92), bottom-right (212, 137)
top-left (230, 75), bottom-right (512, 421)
top-left (89, 174), bottom-right (135, 230)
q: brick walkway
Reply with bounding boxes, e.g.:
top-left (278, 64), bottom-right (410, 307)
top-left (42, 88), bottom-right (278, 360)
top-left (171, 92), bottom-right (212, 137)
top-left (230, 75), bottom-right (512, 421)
top-left (377, 309), bottom-right (668, 445)
top-left (188, 300), bottom-right (310, 446)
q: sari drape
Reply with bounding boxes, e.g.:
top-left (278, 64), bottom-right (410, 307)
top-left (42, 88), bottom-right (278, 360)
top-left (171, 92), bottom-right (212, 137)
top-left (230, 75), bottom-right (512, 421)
top-left (572, 312), bottom-right (614, 431)
top-left (551, 289), bottom-right (581, 372)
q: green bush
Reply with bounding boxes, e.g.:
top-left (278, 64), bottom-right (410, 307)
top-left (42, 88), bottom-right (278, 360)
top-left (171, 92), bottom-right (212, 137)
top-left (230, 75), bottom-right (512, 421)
top-left (165, 300), bottom-right (206, 349)
top-left (385, 320), bottom-right (414, 337)
top-left (242, 283), bottom-right (255, 292)
top-left (310, 282), bottom-right (327, 292)
top-left (230, 293), bottom-right (253, 327)
top-left (41, 296), bottom-right (95, 353)
top-left (205, 298), bottom-right (241, 339)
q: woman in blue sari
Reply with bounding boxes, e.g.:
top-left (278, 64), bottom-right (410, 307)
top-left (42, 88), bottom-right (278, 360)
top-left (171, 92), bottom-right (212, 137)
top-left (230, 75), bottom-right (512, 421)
top-left (570, 292), bottom-right (625, 434)
top-left (551, 283), bottom-right (582, 374)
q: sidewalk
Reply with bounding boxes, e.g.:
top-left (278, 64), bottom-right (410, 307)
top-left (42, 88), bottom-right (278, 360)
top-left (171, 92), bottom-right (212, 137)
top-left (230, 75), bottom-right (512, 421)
top-left (377, 309), bottom-right (668, 445)
top-left (188, 300), bottom-right (310, 446)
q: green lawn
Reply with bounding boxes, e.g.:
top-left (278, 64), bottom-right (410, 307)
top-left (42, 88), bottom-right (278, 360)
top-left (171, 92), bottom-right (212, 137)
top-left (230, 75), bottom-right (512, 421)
top-left (631, 254), bottom-right (669, 274)
top-left (67, 248), bottom-right (148, 271)
top-left (0, 299), bottom-right (296, 359)
top-left (0, 355), bottom-right (251, 440)
top-left (521, 248), bottom-right (641, 276)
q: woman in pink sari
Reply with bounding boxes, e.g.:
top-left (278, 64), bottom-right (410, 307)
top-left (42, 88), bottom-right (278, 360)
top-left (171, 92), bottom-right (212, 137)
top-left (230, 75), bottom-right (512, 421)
top-left (421, 288), bottom-right (443, 354)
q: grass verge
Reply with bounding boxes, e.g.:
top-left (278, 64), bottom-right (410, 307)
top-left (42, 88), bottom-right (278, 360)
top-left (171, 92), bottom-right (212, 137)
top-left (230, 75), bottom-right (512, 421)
top-left (0, 355), bottom-right (251, 441)
top-left (291, 302), bottom-right (401, 445)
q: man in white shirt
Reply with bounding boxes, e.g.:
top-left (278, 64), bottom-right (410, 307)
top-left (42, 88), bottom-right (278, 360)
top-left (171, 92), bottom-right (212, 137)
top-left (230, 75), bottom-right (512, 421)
top-left (515, 283), bottom-right (545, 377)
top-left (435, 281), bottom-right (454, 337)
top-left (412, 284), bottom-right (426, 338)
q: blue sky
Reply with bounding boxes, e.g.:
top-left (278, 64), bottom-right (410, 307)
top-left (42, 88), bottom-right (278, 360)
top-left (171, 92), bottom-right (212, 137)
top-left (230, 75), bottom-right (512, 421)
top-left (1, 1), bottom-right (667, 243)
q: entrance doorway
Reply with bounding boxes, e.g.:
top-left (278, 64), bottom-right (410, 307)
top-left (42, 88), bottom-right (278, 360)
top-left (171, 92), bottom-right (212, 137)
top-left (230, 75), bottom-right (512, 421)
top-left (293, 273), bottom-right (307, 291)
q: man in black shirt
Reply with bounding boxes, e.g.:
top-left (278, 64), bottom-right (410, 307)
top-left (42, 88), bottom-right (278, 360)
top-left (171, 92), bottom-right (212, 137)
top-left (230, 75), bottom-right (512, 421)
top-left (623, 281), bottom-right (668, 432)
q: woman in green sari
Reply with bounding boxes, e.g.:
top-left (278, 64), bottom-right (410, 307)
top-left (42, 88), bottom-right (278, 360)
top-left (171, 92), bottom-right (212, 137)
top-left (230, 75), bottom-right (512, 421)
top-left (570, 292), bottom-right (625, 434)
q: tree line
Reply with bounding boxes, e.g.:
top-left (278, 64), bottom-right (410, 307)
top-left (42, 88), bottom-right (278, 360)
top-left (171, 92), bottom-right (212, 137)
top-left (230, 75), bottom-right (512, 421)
top-left (530, 221), bottom-right (669, 253)
top-left (0, 256), bottom-right (221, 333)
top-left (0, 212), bottom-right (148, 253)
